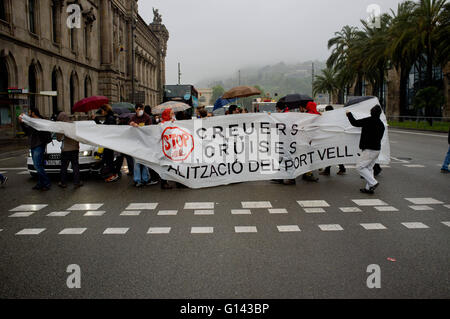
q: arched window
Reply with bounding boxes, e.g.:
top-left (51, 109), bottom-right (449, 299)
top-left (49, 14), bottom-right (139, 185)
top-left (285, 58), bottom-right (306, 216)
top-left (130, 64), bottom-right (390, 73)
top-left (69, 71), bottom-right (79, 114)
top-left (0, 57), bottom-right (11, 125)
top-left (28, 64), bottom-right (37, 108)
top-left (28, 0), bottom-right (36, 34)
top-left (84, 75), bottom-right (92, 98)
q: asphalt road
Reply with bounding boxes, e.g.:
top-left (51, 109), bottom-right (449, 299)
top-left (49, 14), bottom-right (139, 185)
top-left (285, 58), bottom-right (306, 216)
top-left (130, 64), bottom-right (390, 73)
top-left (0, 128), bottom-right (449, 299)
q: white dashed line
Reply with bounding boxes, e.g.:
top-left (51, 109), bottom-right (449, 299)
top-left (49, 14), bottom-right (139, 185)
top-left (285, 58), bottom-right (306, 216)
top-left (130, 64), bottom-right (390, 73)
top-left (231, 209), bottom-right (252, 215)
top-left (360, 223), bottom-right (387, 230)
top-left (194, 210), bottom-right (214, 215)
top-left (441, 222), bottom-right (450, 227)
top-left (409, 205), bottom-right (434, 211)
top-left (405, 198), bottom-right (444, 205)
top-left (303, 208), bottom-right (326, 214)
top-left (352, 199), bottom-right (388, 206)
top-left (403, 164), bottom-right (425, 168)
top-left (47, 211), bottom-right (71, 217)
top-left (340, 207), bottom-right (362, 213)
top-left (147, 227), bottom-right (171, 234)
top-left (17, 171), bottom-right (30, 175)
top-left (241, 201), bottom-right (272, 209)
top-left (103, 228), bottom-right (129, 234)
top-left (235, 226), bottom-right (258, 233)
top-left (126, 203), bottom-right (158, 210)
top-left (184, 202), bottom-right (214, 209)
top-left (297, 200), bottom-right (330, 208)
top-left (10, 204), bottom-right (47, 212)
top-left (444, 205), bottom-right (450, 209)
top-left (374, 206), bottom-right (398, 212)
top-left (59, 228), bottom-right (87, 235)
top-left (191, 227), bottom-right (214, 234)
top-left (318, 224), bottom-right (343, 231)
top-left (268, 208), bottom-right (288, 214)
top-left (16, 228), bottom-right (46, 235)
top-left (84, 211), bottom-right (106, 216)
top-left (401, 222), bottom-right (429, 229)
top-left (68, 203), bottom-right (104, 211)
top-left (120, 211), bottom-right (141, 216)
top-left (277, 225), bottom-right (301, 232)
top-left (9, 212), bottom-right (35, 217)
top-left (157, 210), bottom-right (178, 216)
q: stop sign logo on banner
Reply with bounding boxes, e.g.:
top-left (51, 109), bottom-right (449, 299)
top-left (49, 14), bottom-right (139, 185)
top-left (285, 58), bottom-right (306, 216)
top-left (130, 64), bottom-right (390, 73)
top-left (162, 127), bottom-right (195, 162)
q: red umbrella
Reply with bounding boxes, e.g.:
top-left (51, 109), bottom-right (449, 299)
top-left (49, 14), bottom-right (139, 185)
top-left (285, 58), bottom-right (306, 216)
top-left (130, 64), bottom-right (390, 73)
top-left (72, 96), bottom-right (109, 113)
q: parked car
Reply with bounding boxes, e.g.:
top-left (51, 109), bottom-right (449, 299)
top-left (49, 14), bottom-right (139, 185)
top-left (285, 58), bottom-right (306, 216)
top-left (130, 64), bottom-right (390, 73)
top-left (27, 135), bottom-right (102, 177)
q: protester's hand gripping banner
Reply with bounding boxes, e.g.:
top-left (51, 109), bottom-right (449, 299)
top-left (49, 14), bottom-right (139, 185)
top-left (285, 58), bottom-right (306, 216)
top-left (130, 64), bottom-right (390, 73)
top-left (22, 97), bottom-right (390, 188)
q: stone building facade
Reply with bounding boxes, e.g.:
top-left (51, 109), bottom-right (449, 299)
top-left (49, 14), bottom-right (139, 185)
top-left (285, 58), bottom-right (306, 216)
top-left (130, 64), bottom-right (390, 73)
top-left (0, 0), bottom-right (169, 138)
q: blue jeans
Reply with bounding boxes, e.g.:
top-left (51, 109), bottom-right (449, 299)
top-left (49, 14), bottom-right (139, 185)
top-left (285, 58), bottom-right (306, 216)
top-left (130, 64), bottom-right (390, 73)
top-left (31, 145), bottom-right (51, 188)
top-left (442, 145), bottom-right (450, 171)
top-left (133, 161), bottom-right (149, 184)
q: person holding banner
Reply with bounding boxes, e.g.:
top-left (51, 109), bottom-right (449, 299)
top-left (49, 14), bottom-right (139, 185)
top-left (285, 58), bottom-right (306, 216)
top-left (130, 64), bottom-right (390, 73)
top-left (302, 102), bottom-right (320, 182)
top-left (320, 105), bottom-right (346, 176)
top-left (346, 105), bottom-right (385, 194)
top-left (160, 108), bottom-right (174, 189)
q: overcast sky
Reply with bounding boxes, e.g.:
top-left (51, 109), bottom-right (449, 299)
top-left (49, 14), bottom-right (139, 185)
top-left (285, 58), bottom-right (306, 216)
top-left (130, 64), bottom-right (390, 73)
top-left (139, 0), bottom-right (405, 86)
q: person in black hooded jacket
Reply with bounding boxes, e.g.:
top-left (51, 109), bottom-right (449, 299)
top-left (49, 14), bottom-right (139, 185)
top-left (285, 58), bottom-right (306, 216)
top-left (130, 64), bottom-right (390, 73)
top-left (346, 104), bottom-right (385, 194)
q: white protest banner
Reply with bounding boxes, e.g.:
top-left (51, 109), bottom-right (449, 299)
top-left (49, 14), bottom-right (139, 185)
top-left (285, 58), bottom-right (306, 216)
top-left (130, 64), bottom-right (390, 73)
top-left (22, 97), bottom-right (390, 189)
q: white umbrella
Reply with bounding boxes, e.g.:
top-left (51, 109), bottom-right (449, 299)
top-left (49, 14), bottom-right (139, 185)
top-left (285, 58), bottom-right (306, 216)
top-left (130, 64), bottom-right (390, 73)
top-left (152, 101), bottom-right (191, 115)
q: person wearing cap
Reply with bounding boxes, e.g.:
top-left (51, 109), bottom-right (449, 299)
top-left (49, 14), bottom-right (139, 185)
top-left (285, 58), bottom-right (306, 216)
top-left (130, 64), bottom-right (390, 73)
top-left (346, 104), bottom-right (385, 194)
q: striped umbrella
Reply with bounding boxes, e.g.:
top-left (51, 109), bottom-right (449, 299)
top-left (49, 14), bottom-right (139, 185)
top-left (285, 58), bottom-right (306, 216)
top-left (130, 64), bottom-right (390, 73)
top-left (152, 101), bottom-right (191, 115)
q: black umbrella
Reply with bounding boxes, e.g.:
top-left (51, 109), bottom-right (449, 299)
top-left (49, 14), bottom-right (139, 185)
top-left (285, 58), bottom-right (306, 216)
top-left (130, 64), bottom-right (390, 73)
top-left (344, 96), bottom-right (376, 107)
top-left (278, 94), bottom-right (313, 109)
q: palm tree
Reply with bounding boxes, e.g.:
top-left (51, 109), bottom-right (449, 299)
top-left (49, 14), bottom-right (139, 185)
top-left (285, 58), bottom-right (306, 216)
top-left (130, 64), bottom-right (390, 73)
top-left (313, 68), bottom-right (339, 103)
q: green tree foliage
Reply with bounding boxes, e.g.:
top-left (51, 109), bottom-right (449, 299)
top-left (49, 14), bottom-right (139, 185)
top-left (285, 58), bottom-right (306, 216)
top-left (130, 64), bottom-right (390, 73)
top-left (413, 86), bottom-right (446, 124)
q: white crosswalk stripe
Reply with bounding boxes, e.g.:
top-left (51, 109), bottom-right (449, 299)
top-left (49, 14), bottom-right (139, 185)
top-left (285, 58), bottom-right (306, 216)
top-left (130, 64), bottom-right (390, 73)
top-left (297, 200), bottom-right (330, 208)
top-left (235, 226), bottom-right (258, 233)
top-left (409, 205), bottom-right (434, 211)
top-left (303, 208), bottom-right (326, 214)
top-left (318, 224), bottom-right (343, 231)
top-left (68, 203), bottom-right (103, 211)
top-left (47, 211), bottom-right (71, 217)
top-left (405, 198), bottom-right (444, 205)
top-left (241, 201), bottom-right (272, 209)
top-left (147, 227), bottom-right (171, 234)
top-left (103, 228), bottom-right (129, 234)
top-left (16, 228), bottom-right (46, 235)
top-left (84, 211), bottom-right (106, 216)
top-left (194, 210), bottom-right (214, 215)
top-left (10, 204), bottom-right (47, 212)
top-left (191, 227), bottom-right (214, 234)
top-left (340, 207), bottom-right (362, 213)
top-left (231, 209), bottom-right (252, 215)
top-left (157, 210), bottom-right (178, 216)
top-left (277, 225), bottom-right (301, 232)
top-left (352, 199), bottom-right (388, 206)
top-left (126, 203), bottom-right (158, 210)
top-left (374, 206), bottom-right (398, 212)
top-left (401, 222), bottom-right (429, 229)
top-left (9, 212), bottom-right (35, 217)
top-left (442, 222), bottom-right (450, 227)
top-left (268, 208), bottom-right (288, 214)
top-left (360, 223), bottom-right (387, 230)
top-left (59, 228), bottom-right (87, 235)
top-left (120, 211), bottom-right (141, 216)
top-left (184, 202), bottom-right (214, 209)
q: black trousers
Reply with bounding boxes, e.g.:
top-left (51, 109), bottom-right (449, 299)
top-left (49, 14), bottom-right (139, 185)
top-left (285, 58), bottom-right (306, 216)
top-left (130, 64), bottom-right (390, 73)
top-left (61, 150), bottom-right (80, 185)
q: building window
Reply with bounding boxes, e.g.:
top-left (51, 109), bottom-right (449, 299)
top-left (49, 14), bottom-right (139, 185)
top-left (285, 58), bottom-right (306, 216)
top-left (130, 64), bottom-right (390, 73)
top-left (0, 0), bottom-right (6, 21)
top-left (84, 26), bottom-right (89, 57)
top-left (0, 57), bottom-right (11, 126)
top-left (28, 0), bottom-right (36, 34)
top-left (28, 64), bottom-right (37, 108)
top-left (84, 76), bottom-right (92, 98)
top-left (70, 72), bottom-right (79, 114)
top-left (51, 69), bottom-right (58, 114)
top-left (51, 1), bottom-right (59, 43)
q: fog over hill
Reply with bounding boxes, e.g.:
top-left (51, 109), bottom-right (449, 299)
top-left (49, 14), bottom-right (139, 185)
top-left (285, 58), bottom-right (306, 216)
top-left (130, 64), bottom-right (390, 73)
top-left (195, 60), bottom-right (327, 98)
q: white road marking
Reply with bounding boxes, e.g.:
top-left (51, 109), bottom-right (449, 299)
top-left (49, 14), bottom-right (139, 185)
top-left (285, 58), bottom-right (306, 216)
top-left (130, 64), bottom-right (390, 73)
top-left (241, 201), bottom-right (272, 209)
top-left (184, 202), bottom-right (214, 209)
top-left (0, 171), bottom-right (6, 174)
top-left (268, 208), bottom-right (288, 214)
top-left (231, 209), bottom-right (252, 215)
top-left (360, 223), bottom-right (387, 230)
top-left (318, 224), bottom-right (344, 231)
top-left (120, 211), bottom-right (141, 216)
top-left (68, 203), bottom-right (104, 211)
top-left (47, 211), bottom-right (71, 217)
top-left (297, 200), bottom-right (330, 208)
top-left (0, 157), bottom-right (15, 162)
top-left (194, 210), bottom-right (214, 215)
top-left (10, 204), bottom-right (47, 212)
top-left (157, 210), bottom-right (178, 216)
top-left (17, 171), bottom-right (30, 175)
top-left (401, 222), bottom-right (429, 229)
top-left (59, 228), bottom-right (87, 235)
top-left (16, 228), bottom-right (46, 235)
top-left (277, 225), bottom-right (301, 232)
top-left (103, 228), bottom-right (129, 234)
top-left (374, 206), bottom-right (399, 212)
top-left (405, 198), bottom-right (444, 205)
top-left (9, 212), bottom-right (35, 217)
top-left (409, 205), bottom-right (433, 211)
top-left (0, 167), bottom-right (27, 170)
top-left (147, 227), bottom-right (171, 234)
top-left (84, 211), bottom-right (106, 216)
top-left (339, 207), bottom-right (362, 213)
top-left (303, 208), bottom-right (326, 213)
top-left (444, 205), bottom-right (450, 209)
top-left (441, 222), bottom-right (450, 227)
top-left (126, 203), bottom-right (158, 210)
top-left (403, 164), bottom-right (425, 168)
top-left (235, 226), bottom-right (258, 233)
top-left (352, 199), bottom-right (388, 206)
top-left (191, 227), bottom-right (214, 234)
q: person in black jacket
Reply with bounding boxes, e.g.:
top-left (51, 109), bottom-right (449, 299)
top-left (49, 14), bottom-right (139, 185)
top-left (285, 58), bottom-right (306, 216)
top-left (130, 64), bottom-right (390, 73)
top-left (441, 127), bottom-right (450, 173)
top-left (346, 105), bottom-right (385, 194)
top-left (95, 104), bottom-right (119, 183)
top-left (19, 107), bottom-right (52, 191)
